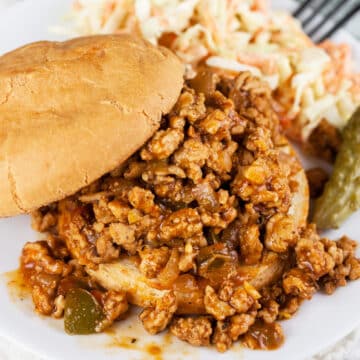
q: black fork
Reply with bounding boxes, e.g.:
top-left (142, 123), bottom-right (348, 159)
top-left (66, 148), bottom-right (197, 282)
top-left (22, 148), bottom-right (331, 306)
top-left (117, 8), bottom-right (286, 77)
top-left (293, 0), bottom-right (360, 43)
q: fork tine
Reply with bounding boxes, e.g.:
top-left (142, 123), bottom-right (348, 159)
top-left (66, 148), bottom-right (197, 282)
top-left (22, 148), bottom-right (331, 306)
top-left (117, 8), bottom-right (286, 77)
top-left (301, 0), bottom-right (329, 28)
top-left (307, 0), bottom-right (349, 38)
top-left (317, 3), bottom-right (360, 42)
top-left (293, 0), bottom-right (313, 17)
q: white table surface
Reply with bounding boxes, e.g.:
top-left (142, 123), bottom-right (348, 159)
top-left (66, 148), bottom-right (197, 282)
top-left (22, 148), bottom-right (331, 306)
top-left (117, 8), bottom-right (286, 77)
top-left (0, 0), bottom-right (360, 359)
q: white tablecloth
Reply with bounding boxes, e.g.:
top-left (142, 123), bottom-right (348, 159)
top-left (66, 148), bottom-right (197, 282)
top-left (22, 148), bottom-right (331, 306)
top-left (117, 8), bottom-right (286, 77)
top-left (0, 0), bottom-right (360, 359)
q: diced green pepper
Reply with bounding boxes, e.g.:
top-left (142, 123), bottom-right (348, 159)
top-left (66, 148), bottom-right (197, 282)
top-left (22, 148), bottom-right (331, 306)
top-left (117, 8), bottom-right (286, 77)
top-left (64, 288), bottom-right (105, 335)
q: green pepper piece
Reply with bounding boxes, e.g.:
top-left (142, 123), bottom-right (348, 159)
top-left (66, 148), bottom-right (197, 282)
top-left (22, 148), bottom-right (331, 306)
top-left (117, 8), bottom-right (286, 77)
top-left (64, 288), bottom-right (105, 335)
top-left (313, 107), bottom-right (360, 229)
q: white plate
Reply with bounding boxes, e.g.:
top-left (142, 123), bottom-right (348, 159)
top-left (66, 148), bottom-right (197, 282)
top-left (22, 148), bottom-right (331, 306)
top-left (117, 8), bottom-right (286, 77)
top-left (0, 1), bottom-right (359, 360)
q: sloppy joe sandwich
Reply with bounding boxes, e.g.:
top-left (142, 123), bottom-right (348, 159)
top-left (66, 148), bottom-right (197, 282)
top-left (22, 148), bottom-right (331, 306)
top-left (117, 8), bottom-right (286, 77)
top-left (1, 35), bottom-right (359, 352)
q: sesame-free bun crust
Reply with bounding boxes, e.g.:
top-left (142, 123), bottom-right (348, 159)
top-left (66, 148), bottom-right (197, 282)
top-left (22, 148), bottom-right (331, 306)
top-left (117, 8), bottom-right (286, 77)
top-left (0, 35), bottom-right (184, 217)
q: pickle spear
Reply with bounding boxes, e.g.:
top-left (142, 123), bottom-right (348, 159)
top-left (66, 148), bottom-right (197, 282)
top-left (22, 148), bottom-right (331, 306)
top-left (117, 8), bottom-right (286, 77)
top-left (313, 107), bottom-right (360, 229)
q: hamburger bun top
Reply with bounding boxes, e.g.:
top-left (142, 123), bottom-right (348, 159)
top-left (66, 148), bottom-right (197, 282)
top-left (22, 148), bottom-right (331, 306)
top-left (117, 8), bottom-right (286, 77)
top-left (0, 35), bottom-right (184, 217)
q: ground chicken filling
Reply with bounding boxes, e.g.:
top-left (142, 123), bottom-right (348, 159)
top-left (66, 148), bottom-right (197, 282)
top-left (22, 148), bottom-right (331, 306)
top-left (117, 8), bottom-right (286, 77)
top-left (20, 72), bottom-right (360, 352)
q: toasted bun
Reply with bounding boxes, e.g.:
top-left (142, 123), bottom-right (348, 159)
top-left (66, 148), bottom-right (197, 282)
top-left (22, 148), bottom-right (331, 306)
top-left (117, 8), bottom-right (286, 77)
top-left (283, 141), bottom-right (309, 228)
top-left (0, 35), bottom-right (184, 217)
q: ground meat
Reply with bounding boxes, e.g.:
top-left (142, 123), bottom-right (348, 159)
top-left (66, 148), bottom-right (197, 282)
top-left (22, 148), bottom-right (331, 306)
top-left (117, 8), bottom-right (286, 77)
top-left (231, 153), bottom-right (292, 214)
top-left (198, 109), bottom-right (227, 136)
top-left (218, 280), bottom-right (236, 302)
top-left (128, 187), bottom-right (159, 215)
top-left (283, 268), bottom-right (317, 300)
top-left (278, 297), bottom-right (302, 319)
top-left (20, 241), bottom-right (72, 315)
top-left (109, 223), bottom-right (136, 254)
top-left (174, 139), bottom-right (209, 182)
top-left (321, 264), bottom-right (351, 294)
top-left (46, 234), bottom-right (70, 260)
top-left (139, 292), bottom-right (177, 334)
top-left (139, 246), bottom-right (170, 278)
top-left (93, 199), bottom-right (117, 224)
top-left (319, 236), bottom-right (360, 294)
top-left (320, 238), bottom-right (344, 265)
top-left (142, 162), bottom-right (186, 186)
top-left (212, 321), bottom-right (233, 352)
top-left (206, 140), bottom-right (238, 176)
top-left (296, 237), bottom-right (335, 278)
top-left (229, 287), bottom-right (254, 313)
top-left (204, 286), bottom-right (236, 321)
top-left (265, 214), bottom-right (298, 253)
top-left (348, 257), bottom-right (360, 280)
top-left (21, 242), bottom-right (72, 279)
top-left (95, 230), bottom-right (120, 261)
top-left (258, 300), bottom-right (279, 324)
top-left (212, 313), bottom-right (256, 352)
top-left (56, 200), bottom-right (98, 265)
top-left (173, 90), bottom-right (206, 123)
top-left (141, 127), bottom-right (184, 160)
top-left (159, 208), bottom-right (203, 242)
top-left (306, 167), bottom-right (329, 198)
top-left (19, 72), bottom-right (360, 352)
top-left (31, 208), bottom-right (58, 232)
top-left (229, 313), bottom-right (256, 340)
top-left (102, 290), bottom-right (128, 323)
top-left (305, 119), bottom-right (342, 162)
top-left (337, 236), bottom-right (357, 258)
top-left (239, 224), bottom-right (263, 265)
top-left (107, 200), bottom-right (131, 222)
top-left (170, 317), bottom-right (212, 346)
